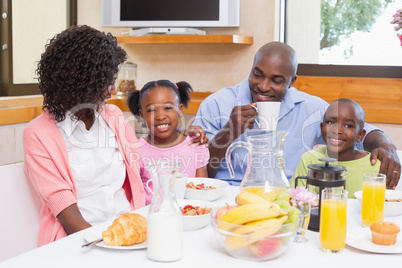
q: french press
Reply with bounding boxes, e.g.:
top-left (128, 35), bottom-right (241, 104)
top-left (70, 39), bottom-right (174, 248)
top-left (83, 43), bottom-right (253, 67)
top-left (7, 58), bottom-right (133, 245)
top-left (295, 158), bottom-right (347, 232)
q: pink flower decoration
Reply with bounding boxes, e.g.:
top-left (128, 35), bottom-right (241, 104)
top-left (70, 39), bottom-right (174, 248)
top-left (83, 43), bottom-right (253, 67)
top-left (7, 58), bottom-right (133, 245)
top-left (391, 9), bottom-right (402, 43)
top-left (287, 186), bottom-right (318, 206)
top-left (287, 186), bottom-right (305, 197)
top-left (391, 18), bottom-right (399, 24)
top-left (399, 34), bottom-right (402, 46)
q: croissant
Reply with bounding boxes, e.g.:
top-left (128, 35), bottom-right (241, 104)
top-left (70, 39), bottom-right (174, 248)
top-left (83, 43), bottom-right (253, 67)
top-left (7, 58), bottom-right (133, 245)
top-left (102, 213), bottom-right (147, 246)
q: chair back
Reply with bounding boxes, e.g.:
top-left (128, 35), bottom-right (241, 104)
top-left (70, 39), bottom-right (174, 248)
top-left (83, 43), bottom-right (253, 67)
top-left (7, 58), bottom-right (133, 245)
top-left (0, 162), bottom-right (41, 261)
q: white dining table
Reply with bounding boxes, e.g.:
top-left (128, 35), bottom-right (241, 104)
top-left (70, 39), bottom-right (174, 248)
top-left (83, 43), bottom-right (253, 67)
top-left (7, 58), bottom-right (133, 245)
top-left (1, 186), bottom-right (401, 268)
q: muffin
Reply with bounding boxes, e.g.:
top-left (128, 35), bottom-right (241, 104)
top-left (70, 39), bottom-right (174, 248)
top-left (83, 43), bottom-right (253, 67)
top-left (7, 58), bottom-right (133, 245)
top-left (370, 222), bottom-right (400, 245)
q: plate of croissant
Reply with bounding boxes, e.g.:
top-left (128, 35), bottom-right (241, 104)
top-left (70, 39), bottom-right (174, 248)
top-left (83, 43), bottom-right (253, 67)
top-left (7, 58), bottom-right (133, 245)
top-left (84, 213), bottom-right (148, 250)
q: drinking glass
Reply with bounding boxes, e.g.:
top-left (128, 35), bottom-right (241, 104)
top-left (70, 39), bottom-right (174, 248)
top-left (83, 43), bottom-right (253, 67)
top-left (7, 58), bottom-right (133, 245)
top-left (361, 173), bottom-right (386, 227)
top-left (319, 189), bottom-right (348, 253)
top-left (294, 201), bottom-right (311, 243)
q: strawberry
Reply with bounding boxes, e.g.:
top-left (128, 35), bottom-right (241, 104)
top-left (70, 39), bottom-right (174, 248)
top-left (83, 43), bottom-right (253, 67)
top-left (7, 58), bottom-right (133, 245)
top-left (196, 207), bottom-right (206, 215)
top-left (195, 183), bottom-right (205, 190)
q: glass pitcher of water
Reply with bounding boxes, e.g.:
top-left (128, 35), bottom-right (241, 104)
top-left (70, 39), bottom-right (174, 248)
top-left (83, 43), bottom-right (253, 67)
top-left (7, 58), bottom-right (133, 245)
top-left (225, 131), bottom-right (289, 201)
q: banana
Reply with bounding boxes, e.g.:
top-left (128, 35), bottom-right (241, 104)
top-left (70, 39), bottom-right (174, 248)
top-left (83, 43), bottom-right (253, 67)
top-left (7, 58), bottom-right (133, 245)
top-left (233, 215), bottom-right (289, 235)
top-left (235, 191), bottom-right (271, 206)
top-left (224, 215), bottom-right (289, 251)
top-left (279, 209), bottom-right (289, 216)
top-left (224, 235), bottom-right (260, 251)
top-left (247, 214), bottom-right (288, 227)
top-left (218, 203), bottom-right (283, 230)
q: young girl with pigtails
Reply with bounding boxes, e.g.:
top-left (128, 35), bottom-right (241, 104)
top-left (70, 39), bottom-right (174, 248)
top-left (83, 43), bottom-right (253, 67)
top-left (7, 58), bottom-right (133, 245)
top-left (127, 80), bottom-right (210, 203)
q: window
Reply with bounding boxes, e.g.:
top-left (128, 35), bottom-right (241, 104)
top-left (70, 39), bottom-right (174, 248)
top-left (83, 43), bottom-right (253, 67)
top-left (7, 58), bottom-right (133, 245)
top-left (0, 0), bottom-right (77, 96)
top-left (280, 0), bottom-right (402, 78)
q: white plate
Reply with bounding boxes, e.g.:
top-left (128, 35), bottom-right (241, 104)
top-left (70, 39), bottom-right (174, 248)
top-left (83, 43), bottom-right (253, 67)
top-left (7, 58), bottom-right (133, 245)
top-left (84, 222), bottom-right (147, 250)
top-left (346, 228), bottom-right (402, 253)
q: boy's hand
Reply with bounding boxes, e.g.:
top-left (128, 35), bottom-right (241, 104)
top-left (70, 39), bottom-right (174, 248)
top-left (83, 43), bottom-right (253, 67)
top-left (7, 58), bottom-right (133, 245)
top-left (180, 126), bottom-right (209, 146)
top-left (370, 146), bottom-right (401, 189)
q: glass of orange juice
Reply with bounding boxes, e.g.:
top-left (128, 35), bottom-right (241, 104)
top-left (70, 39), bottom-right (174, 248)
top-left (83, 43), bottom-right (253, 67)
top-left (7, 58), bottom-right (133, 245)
top-left (319, 189), bottom-right (348, 253)
top-left (361, 173), bottom-right (386, 227)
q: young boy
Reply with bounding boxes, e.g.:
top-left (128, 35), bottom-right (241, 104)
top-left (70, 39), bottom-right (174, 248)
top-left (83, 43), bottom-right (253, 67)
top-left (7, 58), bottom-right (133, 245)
top-left (290, 98), bottom-right (381, 198)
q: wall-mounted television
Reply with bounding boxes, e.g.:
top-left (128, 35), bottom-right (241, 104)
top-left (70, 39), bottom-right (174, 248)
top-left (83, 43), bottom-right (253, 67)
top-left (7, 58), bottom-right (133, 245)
top-left (101, 0), bottom-right (240, 29)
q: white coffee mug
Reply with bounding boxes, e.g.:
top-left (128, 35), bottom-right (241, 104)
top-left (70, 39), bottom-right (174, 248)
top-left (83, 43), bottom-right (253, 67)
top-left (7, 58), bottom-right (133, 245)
top-left (254, 101), bottom-right (281, 131)
top-left (146, 172), bottom-right (188, 200)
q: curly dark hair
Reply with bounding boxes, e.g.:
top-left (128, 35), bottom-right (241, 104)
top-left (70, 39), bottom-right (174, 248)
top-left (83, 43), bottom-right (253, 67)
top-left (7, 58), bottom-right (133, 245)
top-left (126, 80), bottom-right (193, 116)
top-left (36, 25), bottom-right (127, 122)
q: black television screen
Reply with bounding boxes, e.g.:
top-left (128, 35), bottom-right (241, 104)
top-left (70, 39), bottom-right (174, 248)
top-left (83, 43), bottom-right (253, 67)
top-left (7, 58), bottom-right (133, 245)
top-left (101, 0), bottom-right (239, 28)
top-left (120, 0), bottom-right (219, 21)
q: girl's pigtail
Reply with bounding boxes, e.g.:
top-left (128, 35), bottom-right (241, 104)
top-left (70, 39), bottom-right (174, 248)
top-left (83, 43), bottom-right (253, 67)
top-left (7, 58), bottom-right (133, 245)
top-left (175, 81), bottom-right (193, 108)
top-left (126, 90), bottom-right (141, 116)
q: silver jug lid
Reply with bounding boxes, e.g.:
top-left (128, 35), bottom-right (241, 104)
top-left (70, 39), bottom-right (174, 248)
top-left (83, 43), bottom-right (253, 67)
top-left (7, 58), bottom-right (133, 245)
top-left (307, 158), bottom-right (347, 181)
top-left (308, 157), bottom-right (347, 173)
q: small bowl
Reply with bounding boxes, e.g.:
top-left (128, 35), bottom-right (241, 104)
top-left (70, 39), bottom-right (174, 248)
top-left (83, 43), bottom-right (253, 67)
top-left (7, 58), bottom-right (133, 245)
top-left (185, 178), bottom-right (229, 201)
top-left (210, 207), bottom-right (299, 261)
top-left (354, 189), bottom-right (402, 217)
top-left (177, 199), bottom-right (218, 231)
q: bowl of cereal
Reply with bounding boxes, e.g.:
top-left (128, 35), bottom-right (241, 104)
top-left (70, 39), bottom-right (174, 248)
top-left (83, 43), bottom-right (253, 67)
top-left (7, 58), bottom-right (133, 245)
top-left (185, 178), bottom-right (229, 201)
top-left (177, 199), bottom-right (218, 231)
top-left (354, 189), bottom-right (402, 217)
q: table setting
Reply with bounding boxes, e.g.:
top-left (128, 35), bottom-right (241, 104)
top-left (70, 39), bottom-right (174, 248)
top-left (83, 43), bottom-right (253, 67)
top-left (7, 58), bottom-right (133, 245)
top-left (1, 182), bottom-right (401, 268)
top-left (2, 131), bottom-right (401, 267)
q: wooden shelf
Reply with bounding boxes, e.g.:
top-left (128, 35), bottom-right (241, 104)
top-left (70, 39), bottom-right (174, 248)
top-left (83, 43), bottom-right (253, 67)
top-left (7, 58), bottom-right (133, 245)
top-left (116, 34), bottom-right (253, 45)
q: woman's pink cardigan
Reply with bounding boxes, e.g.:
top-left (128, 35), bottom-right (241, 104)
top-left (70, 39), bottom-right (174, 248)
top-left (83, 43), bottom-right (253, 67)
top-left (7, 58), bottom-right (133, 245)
top-left (23, 104), bottom-right (145, 246)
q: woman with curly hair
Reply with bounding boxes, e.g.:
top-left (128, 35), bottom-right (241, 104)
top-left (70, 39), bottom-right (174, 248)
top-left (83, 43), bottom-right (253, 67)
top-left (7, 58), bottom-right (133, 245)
top-left (22, 25), bottom-right (146, 245)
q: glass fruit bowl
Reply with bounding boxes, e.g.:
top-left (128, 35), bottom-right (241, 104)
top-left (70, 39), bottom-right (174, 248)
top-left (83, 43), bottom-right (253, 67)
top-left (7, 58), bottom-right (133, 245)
top-left (210, 206), bottom-right (299, 261)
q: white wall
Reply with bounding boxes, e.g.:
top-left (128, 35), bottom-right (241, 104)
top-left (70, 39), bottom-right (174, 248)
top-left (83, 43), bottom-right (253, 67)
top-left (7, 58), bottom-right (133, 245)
top-left (12, 0), bottom-right (67, 84)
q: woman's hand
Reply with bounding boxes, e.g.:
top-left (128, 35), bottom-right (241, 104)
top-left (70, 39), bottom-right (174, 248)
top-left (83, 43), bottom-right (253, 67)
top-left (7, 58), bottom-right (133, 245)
top-left (180, 126), bottom-right (209, 146)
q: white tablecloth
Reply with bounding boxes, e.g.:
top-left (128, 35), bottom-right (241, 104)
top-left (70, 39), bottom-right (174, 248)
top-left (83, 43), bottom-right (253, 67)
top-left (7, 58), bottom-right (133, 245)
top-left (1, 186), bottom-right (401, 268)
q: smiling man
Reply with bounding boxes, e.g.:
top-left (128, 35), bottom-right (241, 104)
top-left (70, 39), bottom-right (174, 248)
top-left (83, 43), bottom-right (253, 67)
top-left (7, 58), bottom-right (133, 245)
top-left (193, 42), bottom-right (401, 188)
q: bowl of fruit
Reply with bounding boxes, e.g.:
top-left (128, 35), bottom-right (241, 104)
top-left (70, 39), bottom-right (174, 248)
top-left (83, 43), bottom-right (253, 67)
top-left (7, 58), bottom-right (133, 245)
top-left (178, 199), bottom-right (218, 231)
top-left (185, 178), bottom-right (229, 201)
top-left (210, 191), bottom-right (300, 261)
